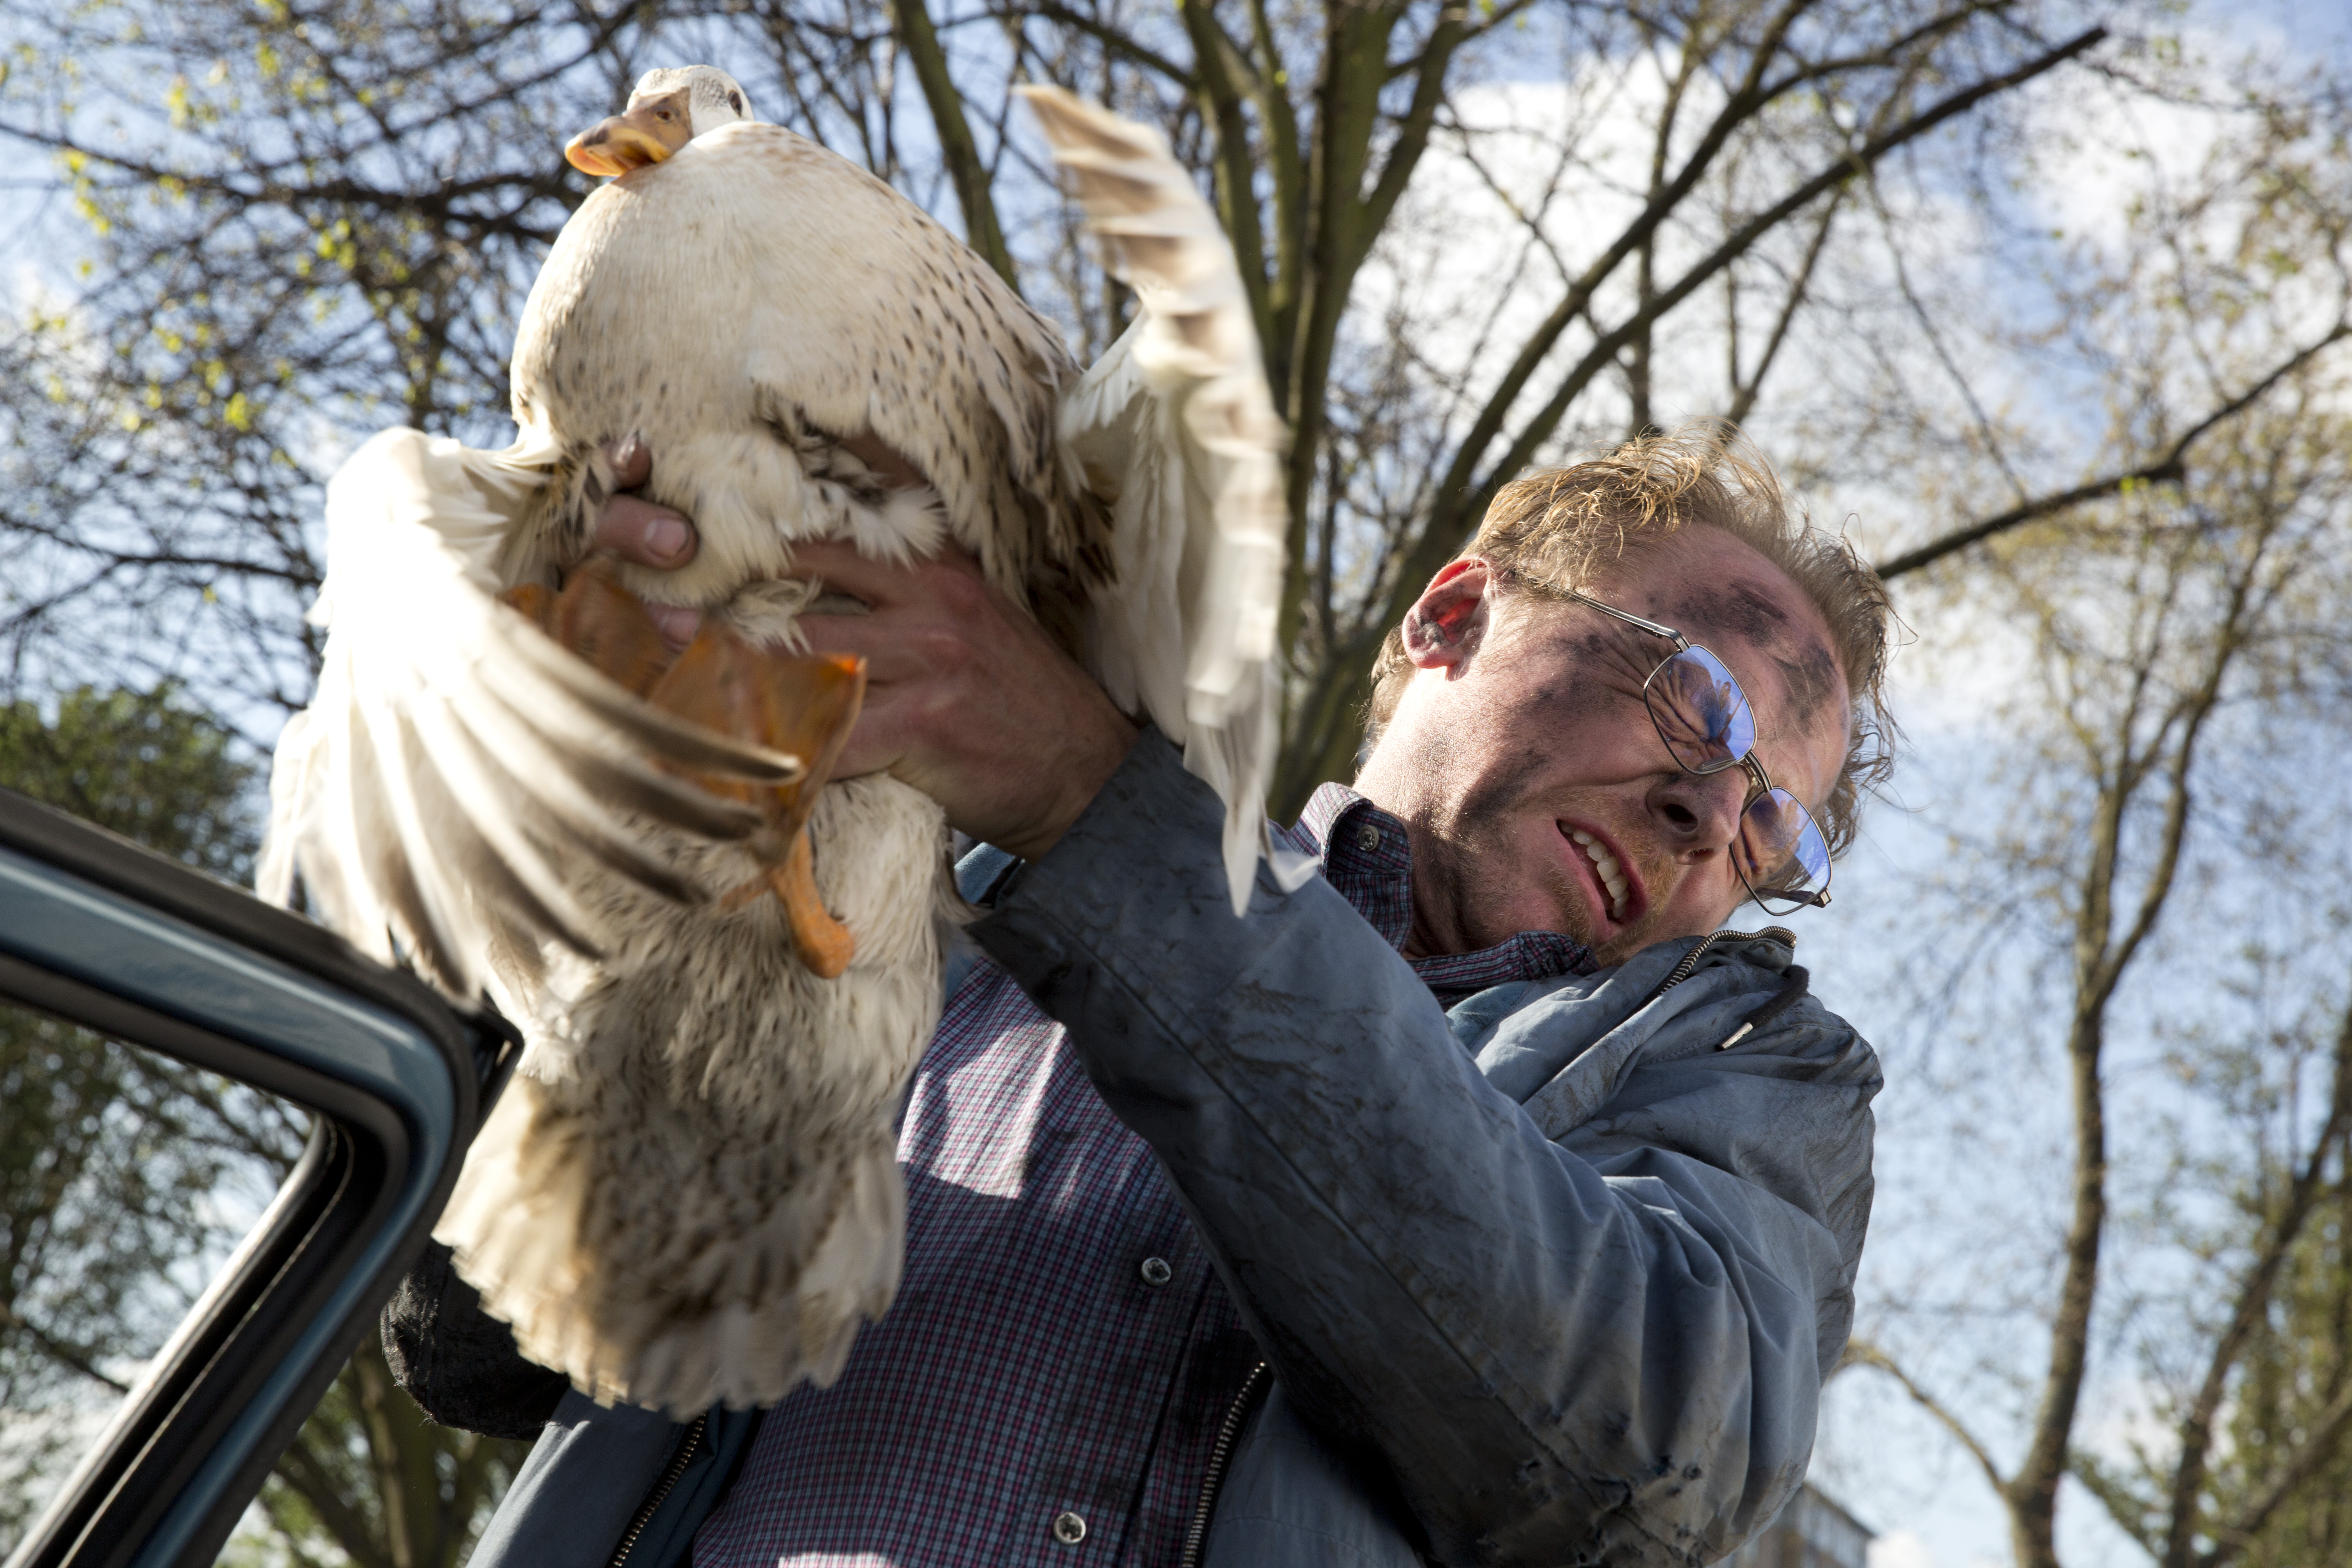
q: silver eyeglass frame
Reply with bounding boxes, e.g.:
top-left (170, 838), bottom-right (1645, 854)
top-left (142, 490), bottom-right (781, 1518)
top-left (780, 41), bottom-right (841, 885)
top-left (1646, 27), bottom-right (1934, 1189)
top-left (1556, 586), bottom-right (1833, 913)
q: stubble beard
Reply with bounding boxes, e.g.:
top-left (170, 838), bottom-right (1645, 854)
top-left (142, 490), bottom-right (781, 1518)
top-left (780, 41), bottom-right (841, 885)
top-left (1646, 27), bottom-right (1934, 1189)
top-left (1413, 744), bottom-right (1598, 956)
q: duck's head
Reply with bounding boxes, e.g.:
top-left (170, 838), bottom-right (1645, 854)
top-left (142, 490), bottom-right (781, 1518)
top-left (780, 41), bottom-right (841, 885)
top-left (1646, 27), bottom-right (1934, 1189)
top-left (564, 65), bottom-right (757, 178)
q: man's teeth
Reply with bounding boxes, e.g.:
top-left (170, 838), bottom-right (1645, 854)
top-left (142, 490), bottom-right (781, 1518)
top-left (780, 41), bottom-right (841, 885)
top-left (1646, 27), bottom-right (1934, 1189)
top-left (1570, 830), bottom-right (1629, 921)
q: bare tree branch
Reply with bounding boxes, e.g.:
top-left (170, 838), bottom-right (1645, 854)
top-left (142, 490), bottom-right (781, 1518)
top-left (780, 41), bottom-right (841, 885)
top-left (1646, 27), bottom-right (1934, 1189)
top-left (1316, 22), bottom-right (2111, 781)
top-left (1875, 322), bottom-right (2352, 580)
top-left (1461, 24), bottom-right (2112, 526)
top-left (1412, 0), bottom-right (1835, 548)
top-left (890, 0), bottom-right (1018, 289)
top-left (1725, 184), bottom-right (1844, 425)
top-left (1841, 1336), bottom-right (2009, 1496)
top-left (1011, 0), bottom-right (1191, 82)
top-left (2165, 987), bottom-right (2352, 1568)
top-left (0, 1301), bottom-right (132, 1394)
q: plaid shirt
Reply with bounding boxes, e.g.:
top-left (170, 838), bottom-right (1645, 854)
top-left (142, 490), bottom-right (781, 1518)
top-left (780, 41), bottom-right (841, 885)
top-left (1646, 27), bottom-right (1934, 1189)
top-left (690, 786), bottom-right (1594, 1568)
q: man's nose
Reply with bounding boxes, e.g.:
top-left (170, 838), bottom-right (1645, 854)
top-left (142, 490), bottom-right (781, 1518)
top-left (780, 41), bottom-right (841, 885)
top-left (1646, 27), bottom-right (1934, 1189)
top-left (1650, 766), bottom-right (1748, 851)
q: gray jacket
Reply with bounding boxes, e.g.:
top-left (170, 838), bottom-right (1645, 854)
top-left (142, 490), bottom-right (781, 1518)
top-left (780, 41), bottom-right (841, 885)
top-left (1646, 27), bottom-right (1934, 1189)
top-left (453, 734), bottom-right (1880, 1566)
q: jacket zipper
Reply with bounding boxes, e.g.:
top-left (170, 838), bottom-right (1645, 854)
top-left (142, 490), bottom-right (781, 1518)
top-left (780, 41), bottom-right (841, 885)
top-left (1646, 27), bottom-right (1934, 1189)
top-left (1178, 1362), bottom-right (1271, 1568)
top-left (1645, 930), bottom-right (1722, 1002)
top-left (607, 1413), bottom-right (707, 1568)
top-left (1643, 925), bottom-right (1795, 1005)
top-left (1172, 924), bottom-right (1801, 1566)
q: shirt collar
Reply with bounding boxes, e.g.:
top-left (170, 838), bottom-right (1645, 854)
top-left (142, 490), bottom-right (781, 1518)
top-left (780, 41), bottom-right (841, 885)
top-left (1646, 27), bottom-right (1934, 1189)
top-left (1281, 783), bottom-right (1596, 1002)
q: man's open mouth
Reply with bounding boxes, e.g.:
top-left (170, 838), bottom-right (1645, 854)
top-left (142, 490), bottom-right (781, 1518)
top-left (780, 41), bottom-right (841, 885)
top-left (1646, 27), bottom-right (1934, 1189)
top-left (1564, 824), bottom-right (1637, 927)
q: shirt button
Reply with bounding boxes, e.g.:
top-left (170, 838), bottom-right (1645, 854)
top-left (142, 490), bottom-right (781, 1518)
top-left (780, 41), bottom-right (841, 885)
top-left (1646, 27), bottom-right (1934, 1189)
top-left (1053, 1510), bottom-right (1088, 1545)
top-left (1355, 823), bottom-right (1382, 851)
top-left (1138, 1256), bottom-right (1173, 1286)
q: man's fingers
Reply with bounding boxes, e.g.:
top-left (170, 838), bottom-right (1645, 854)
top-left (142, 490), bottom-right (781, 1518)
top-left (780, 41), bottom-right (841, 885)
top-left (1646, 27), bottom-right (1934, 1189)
top-left (825, 701), bottom-right (912, 780)
top-left (785, 539), bottom-right (983, 604)
top-left (835, 431), bottom-right (930, 492)
top-left (596, 494), bottom-right (697, 569)
top-left (793, 623), bottom-right (940, 686)
top-left (608, 433), bottom-right (653, 490)
top-left (649, 604), bottom-right (700, 650)
top-left (591, 435), bottom-right (697, 568)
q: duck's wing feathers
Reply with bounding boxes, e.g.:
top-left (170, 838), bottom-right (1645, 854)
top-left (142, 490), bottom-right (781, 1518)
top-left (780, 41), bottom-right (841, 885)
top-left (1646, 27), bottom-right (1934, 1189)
top-left (259, 427), bottom-right (800, 1001)
top-left (1021, 86), bottom-right (1296, 915)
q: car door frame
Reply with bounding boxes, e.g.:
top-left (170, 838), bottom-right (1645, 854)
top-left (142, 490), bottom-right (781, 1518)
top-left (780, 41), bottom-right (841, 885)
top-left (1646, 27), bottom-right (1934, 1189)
top-left (0, 789), bottom-right (506, 1568)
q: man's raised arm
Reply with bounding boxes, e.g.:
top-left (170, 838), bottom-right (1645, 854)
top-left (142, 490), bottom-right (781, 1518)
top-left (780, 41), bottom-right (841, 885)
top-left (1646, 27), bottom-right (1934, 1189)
top-left (975, 732), bottom-right (1880, 1566)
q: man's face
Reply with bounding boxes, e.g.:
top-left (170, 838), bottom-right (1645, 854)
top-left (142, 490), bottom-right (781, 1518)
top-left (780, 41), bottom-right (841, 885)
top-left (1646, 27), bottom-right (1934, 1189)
top-left (1352, 527), bottom-right (1851, 966)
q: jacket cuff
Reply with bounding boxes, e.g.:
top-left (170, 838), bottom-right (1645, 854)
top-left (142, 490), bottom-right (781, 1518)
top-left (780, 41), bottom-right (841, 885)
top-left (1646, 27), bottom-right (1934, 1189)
top-left (971, 726), bottom-right (1254, 975)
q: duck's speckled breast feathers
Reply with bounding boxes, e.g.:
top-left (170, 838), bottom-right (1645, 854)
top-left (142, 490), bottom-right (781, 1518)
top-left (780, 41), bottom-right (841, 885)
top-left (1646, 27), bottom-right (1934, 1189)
top-left (511, 122), bottom-right (1106, 612)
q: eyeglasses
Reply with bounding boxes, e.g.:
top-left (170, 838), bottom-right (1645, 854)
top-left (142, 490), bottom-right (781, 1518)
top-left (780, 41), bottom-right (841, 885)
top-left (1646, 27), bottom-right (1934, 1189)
top-left (1559, 586), bottom-right (1833, 915)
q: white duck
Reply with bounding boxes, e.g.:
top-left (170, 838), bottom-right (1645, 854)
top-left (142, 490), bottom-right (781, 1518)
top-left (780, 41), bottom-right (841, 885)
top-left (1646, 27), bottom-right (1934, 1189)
top-left (261, 65), bottom-right (1287, 1417)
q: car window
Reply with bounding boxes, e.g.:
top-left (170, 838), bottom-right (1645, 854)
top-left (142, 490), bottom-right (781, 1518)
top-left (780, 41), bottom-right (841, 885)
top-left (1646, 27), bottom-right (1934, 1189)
top-left (0, 785), bottom-right (499, 1568)
top-left (0, 1001), bottom-right (310, 1556)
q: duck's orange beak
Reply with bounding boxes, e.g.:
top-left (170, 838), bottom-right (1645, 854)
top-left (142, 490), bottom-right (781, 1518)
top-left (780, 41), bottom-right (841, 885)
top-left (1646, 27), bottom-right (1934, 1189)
top-left (564, 91), bottom-right (692, 178)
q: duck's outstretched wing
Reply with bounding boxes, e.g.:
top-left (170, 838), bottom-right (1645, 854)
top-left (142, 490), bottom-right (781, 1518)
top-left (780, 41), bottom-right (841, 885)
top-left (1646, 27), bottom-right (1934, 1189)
top-left (259, 427), bottom-right (801, 1001)
top-left (1020, 85), bottom-right (1296, 915)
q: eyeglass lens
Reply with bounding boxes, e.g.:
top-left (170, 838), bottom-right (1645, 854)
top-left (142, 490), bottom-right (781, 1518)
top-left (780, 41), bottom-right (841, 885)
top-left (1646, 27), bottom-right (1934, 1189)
top-left (1736, 788), bottom-right (1832, 906)
top-left (1644, 646), bottom-right (1829, 906)
top-left (1645, 645), bottom-right (1755, 771)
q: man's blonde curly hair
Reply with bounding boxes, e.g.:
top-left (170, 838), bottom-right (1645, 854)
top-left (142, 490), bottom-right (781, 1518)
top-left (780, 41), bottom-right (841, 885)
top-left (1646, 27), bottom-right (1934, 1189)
top-left (1366, 424), bottom-right (1896, 859)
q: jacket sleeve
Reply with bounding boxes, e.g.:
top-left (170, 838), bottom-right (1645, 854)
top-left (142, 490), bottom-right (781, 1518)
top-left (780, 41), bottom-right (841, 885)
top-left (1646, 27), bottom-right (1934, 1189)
top-left (972, 733), bottom-right (1880, 1567)
top-left (380, 1240), bottom-right (569, 1439)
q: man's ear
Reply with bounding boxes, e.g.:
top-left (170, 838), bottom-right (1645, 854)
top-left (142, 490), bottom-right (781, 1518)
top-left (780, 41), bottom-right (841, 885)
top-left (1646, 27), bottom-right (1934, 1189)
top-left (1401, 559), bottom-right (1494, 673)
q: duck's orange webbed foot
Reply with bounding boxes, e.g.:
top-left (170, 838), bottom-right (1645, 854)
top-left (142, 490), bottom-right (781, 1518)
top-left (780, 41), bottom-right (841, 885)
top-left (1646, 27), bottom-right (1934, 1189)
top-left (501, 558), bottom-right (869, 978)
top-left (501, 555), bottom-right (678, 697)
top-left (653, 626), bottom-right (866, 976)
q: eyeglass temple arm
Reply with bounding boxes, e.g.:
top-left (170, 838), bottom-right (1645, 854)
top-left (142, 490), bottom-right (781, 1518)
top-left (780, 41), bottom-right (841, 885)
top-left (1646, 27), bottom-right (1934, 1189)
top-left (1561, 588), bottom-right (1686, 646)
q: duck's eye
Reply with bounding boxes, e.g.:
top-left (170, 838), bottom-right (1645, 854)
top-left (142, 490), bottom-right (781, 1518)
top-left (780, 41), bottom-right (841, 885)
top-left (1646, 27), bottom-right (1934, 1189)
top-left (728, 91), bottom-right (744, 113)
top-left (655, 107), bottom-right (674, 120)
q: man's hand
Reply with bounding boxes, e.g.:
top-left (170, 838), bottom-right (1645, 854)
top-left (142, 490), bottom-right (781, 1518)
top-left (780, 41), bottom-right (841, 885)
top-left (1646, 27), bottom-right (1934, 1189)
top-left (588, 438), bottom-right (1136, 862)
top-left (593, 435), bottom-right (705, 648)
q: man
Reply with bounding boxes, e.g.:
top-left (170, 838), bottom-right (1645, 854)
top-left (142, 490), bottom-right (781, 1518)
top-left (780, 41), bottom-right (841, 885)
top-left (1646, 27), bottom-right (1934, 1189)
top-left (392, 427), bottom-right (1891, 1567)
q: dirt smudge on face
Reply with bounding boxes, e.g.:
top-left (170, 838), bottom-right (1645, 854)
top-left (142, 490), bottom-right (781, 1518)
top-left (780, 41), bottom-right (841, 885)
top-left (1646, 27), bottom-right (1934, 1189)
top-left (1666, 577), bottom-right (1840, 728)
top-left (1411, 709), bottom-right (1579, 955)
top-left (1769, 639), bottom-right (1841, 728)
top-left (1403, 602), bottom-right (1614, 953)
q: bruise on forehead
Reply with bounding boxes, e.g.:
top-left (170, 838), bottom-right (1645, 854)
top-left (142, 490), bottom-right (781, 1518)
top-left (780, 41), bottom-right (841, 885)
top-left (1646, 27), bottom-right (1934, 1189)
top-left (1664, 577), bottom-right (1842, 726)
top-left (1681, 577), bottom-right (1792, 642)
top-left (1771, 639), bottom-right (1842, 727)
